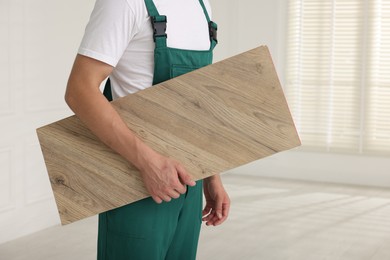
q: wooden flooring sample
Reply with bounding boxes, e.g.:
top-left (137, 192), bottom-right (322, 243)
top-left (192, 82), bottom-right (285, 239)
top-left (37, 46), bottom-right (301, 225)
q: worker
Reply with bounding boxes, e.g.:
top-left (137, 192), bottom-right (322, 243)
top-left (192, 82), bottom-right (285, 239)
top-left (65, 0), bottom-right (230, 259)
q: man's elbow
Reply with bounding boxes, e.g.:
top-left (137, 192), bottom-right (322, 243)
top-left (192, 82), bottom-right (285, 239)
top-left (64, 83), bottom-right (77, 110)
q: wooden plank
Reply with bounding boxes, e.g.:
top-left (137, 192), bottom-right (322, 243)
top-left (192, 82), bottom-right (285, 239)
top-left (37, 46), bottom-right (301, 225)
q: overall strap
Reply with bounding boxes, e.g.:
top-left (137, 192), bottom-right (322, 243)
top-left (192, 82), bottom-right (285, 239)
top-left (144, 0), bottom-right (167, 48)
top-left (198, 0), bottom-right (218, 49)
top-left (198, 0), bottom-right (211, 23)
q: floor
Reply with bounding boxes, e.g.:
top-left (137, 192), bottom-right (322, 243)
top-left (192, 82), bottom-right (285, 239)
top-left (1, 174), bottom-right (390, 260)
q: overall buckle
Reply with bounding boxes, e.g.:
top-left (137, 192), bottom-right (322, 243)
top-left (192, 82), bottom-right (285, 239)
top-left (209, 21), bottom-right (218, 43)
top-left (151, 16), bottom-right (167, 42)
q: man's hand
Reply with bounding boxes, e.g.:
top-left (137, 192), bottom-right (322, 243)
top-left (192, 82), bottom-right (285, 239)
top-left (137, 147), bottom-right (196, 204)
top-left (202, 174), bottom-right (230, 226)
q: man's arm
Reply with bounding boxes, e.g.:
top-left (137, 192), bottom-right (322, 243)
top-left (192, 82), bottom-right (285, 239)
top-left (65, 54), bottom-right (195, 203)
top-left (202, 174), bottom-right (230, 226)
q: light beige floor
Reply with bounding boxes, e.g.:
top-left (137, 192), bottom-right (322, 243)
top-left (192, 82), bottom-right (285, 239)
top-left (1, 174), bottom-right (390, 260)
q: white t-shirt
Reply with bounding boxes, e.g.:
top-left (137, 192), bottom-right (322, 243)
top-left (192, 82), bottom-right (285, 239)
top-left (78, 0), bottom-right (212, 99)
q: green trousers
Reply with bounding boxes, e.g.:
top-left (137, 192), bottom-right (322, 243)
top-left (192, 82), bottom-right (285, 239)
top-left (97, 180), bottom-right (203, 260)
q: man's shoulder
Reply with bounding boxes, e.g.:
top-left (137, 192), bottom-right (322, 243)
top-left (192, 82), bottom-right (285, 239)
top-left (124, 0), bottom-right (149, 22)
top-left (95, 0), bottom-right (146, 15)
top-left (125, 0), bottom-right (146, 10)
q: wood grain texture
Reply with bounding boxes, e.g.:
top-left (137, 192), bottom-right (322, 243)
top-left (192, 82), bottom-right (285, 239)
top-left (37, 46), bottom-right (301, 225)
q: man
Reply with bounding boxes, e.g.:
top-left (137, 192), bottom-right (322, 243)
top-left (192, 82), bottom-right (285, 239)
top-left (65, 0), bottom-right (230, 259)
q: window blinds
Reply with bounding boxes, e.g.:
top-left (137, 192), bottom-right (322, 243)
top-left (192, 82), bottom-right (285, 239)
top-left (366, 1), bottom-right (390, 153)
top-left (286, 0), bottom-right (390, 154)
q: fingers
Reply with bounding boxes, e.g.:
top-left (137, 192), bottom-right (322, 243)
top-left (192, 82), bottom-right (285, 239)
top-left (207, 214), bottom-right (220, 226)
top-left (215, 199), bottom-right (223, 220)
top-left (140, 156), bottom-right (193, 204)
top-left (223, 202), bottom-right (230, 220)
top-left (174, 182), bottom-right (187, 195)
top-left (176, 163), bottom-right (196, 186)
top-left (152, 188), bottom-right (181, 204)
top-left (202, 196), bottom-right (230, 226)
top-left (150, 180), bottom-right (183, 204)
top-left (151, 195), bottom-right (163, 204)
top-left (203, 206), bottom-right (229, 226)
top-left (202, 210), bottom-right (219, 226)
top-left (214, 203), bottom-right (229, 226)
top-left (202, 205), bottom-right (212, 217)
top-left (202, 213), bottom-right (215, 224)
top-left (202, 203), bottom-right (216, 225)
top-left (167, 189), bottom-right (181, 199)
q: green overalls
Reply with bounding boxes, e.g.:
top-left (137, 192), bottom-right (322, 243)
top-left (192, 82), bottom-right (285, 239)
top-left (98, 0), bottom-right (217, 259)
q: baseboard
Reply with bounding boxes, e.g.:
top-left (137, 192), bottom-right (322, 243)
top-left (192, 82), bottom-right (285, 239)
top-left (226, 149), bottom-right (390, 189)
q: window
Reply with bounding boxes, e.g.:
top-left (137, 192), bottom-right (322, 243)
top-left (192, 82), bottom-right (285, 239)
top-left (286, 0), bottom-right (390, 155)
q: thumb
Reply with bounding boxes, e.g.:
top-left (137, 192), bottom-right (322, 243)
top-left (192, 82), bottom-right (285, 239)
top-left (176, 163), bottom-right (196, 186)
top-left (215, 196), bottom-right (223, 219)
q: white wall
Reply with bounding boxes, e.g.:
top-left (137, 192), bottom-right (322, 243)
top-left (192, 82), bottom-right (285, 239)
top-left (0, 0), bottom-right (96, 244)
top-left (211, 0), bottom-right (287, 76)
